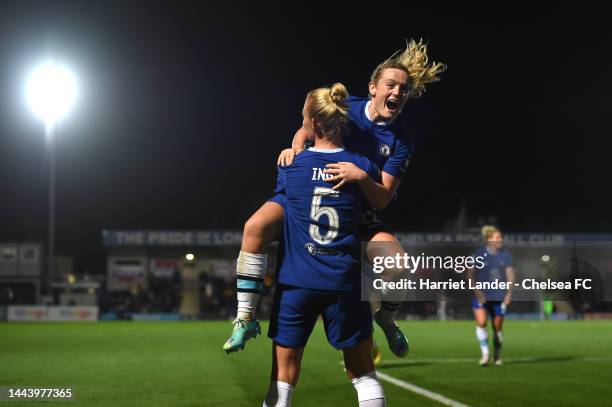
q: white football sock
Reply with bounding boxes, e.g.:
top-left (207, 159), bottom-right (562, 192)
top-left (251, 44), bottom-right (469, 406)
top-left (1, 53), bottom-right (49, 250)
top-left (476, 326), bottom-right (489, 356)
top-left (352, 371), bottom-right (385, 407)
top-left (263, 381), bottom-right (293, 407)
top-left (236, 251), bottom-right (266, 319)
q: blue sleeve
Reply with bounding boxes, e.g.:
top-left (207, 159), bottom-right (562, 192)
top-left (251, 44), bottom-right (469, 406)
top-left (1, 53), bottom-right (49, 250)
top-left (382, 136), bottom-right (410, 178)
top-left (355, 155), bottom-right (381, 183)
top-left (365, 159), bottom-right (382, 183)
top-left (505, 251), bottom-right (513, 267)
top-left (346, 95), bottom-right (364, 105)
top-left (274, 166), bottom-right (286, 194)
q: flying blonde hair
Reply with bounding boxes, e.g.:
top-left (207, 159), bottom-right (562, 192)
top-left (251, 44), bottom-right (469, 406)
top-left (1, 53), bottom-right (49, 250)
top-left (481, 225), bottom-right (501, 242)
top-left (370, 39), bottom-right (447, 99)
top-left (306, 82), bottom-right (349, 138)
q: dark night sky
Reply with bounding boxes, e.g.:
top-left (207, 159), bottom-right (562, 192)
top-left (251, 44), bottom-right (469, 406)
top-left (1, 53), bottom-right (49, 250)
top-left (1, 2), bottom-right (612, 271)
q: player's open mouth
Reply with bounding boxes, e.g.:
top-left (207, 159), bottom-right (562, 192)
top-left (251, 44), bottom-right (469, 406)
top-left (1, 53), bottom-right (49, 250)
top-left (385, 99), bottom-right (399, 112)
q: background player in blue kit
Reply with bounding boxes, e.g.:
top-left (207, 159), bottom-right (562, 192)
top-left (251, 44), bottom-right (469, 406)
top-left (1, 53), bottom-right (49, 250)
top-left (262, 84), bottom-right (386, 407)
top-left (224, 39), bottom-right (446, 359)
top-left (467, 226), bottom-right (515, 366)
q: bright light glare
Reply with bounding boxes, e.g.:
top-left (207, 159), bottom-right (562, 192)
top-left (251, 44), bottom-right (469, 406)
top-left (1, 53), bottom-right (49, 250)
top-left (26, 61), bottom-right (77, 127)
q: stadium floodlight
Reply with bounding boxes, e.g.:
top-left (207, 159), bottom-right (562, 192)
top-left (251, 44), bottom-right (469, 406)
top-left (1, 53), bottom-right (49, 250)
top-left (25, 60), bottom-right (78, 295)
top-left (26, 61), bottom-right (77, 132)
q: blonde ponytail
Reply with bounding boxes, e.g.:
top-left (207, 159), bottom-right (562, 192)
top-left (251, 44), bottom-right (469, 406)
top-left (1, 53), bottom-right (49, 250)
top-left (306, 82), bottom-right (349, 138)
top-left (370, 39), bottom-right (446, 99)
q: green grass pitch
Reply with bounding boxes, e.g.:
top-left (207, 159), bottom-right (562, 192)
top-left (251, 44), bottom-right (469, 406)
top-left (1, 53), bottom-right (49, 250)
top-left (1, 320), bottom-right (611, 406)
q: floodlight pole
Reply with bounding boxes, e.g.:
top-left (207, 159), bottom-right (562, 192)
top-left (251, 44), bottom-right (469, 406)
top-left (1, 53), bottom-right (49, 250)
top-left (47, 122), bottom-right (56, 293)
top-left (26, 61), bottom-right (77, 297)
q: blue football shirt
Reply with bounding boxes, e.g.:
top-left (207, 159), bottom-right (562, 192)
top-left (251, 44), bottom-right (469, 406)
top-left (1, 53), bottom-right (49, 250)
top-left (275, 147), bottom-right (380, 291)
top-left (344, 95), bottom-right (412, 179)
top-left (472, 247), bottom-right (513, 301)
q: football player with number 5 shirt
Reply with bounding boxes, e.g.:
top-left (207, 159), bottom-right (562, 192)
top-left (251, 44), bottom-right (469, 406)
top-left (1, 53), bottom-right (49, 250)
top-left (263, 83), bottom-right (385, 407)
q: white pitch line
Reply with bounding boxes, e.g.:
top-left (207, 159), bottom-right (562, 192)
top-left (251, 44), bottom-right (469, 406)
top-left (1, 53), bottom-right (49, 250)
top-left (338, 361), bottom-right (469, 406)
top-left (376, 371), bottom-right (470, 407)
top-left (340, 356), bottom-right (612, 406)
